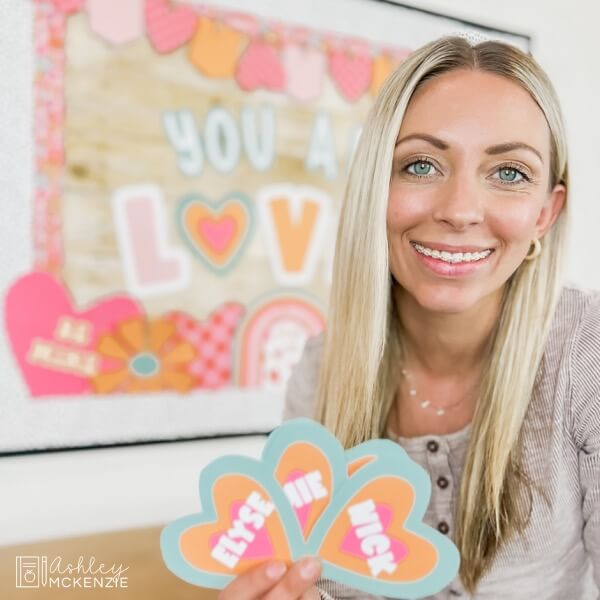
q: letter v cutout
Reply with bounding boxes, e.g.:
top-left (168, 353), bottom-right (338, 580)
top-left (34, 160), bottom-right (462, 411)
top-left (257, 184), bottom-right (331, 286)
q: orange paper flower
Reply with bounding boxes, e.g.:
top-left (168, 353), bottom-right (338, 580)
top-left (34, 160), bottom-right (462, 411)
top-left (91, 316), bottom-right (197, 394)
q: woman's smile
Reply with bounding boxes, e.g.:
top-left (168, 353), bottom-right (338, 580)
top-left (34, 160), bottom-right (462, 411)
top-left (409, 240), bottom-right (497, 278)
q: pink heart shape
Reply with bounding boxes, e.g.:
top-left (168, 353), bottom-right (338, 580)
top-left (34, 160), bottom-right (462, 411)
top-left (281, 44), bottom-right (325, 102)
top-left (145, 0), bottom-right (197, 54)
top-left (329, 50), bottom-right (372, 102)
top-left (285, 469), bottom-right (312, 531)
top-left (209, 500), bottom-right (274, 559)
top-left (87, 0), bottom-right (144, 46)
top-left (50, 0), bottom-right (85, 15)
top-left (340, 503), bottom-right (409, 562)
top-left (4, 272), bottom-right (142, 397)
top-left (236, 40), bottom-right (285, 92)
top-left (198, 216), bottom-right (236, 254)
top-left (168, 303), bottom-right (245, 389)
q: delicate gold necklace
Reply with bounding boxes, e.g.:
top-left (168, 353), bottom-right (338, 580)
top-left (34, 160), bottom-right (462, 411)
top-left (401, 368), bottom-right (470, 417)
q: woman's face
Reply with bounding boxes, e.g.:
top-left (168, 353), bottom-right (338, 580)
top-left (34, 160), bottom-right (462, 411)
top-left (387, 68), bottom-right (566, 314)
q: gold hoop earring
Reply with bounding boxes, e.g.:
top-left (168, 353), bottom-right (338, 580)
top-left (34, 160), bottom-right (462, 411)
top-left (523, 238), bottom-right (541, 261)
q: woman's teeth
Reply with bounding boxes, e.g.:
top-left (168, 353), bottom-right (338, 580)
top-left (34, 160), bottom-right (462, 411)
top-left (412, 242), bottom-right (493, 263)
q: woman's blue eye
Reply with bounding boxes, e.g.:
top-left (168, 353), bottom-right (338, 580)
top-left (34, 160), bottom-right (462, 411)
top-left (406, 161), bottom-right (436, 177)
top-left (496, 167), bottom-right (525, 184)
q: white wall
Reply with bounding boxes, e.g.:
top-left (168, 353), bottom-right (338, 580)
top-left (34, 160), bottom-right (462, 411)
top-left (2, 0), bottom-right (600, 546)
top-left (1, 435), bottom-right (267, 545)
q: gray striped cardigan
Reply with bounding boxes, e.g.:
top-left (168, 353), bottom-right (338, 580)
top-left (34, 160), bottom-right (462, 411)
top-left (282, 286), bottom-right (600, 599)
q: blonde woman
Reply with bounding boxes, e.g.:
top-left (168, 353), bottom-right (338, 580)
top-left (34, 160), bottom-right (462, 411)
top-left (218, 35), bottom-right (600, 599)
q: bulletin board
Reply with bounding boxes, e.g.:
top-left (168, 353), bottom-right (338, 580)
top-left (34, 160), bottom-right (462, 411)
top-left (0, 0), bottom-right (530, 453)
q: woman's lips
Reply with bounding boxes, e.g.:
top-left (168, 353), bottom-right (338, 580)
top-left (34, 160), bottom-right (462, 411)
top-left (410, 242), bottom-right (495, 278)
top-left (411, 240), bottom-right (495, 253)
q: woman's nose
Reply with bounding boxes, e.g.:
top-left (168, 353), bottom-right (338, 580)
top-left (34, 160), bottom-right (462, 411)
top-left (431, 173), bottom-right (485, 230)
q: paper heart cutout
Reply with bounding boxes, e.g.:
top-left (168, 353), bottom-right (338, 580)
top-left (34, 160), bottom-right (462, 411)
top-left (168, 303), bottom-right (245, 389)
top-left (307, 449), bottom-right (460, 598)
top-left (87, 0), bottom-right (144, 46)
top-left (236, 40), bottom-right (285, 92)
top-left (340, 502), bottom-right (409, 563)
top-left (347, 454), bottom-right (377, 477)
top-left (177, 192), bottom-right (254, 274)
top-left (346, 438), bottom-right (412, 477)
top-left (284, 469), bottom-right (312, 530)
top-left (344, 436), bottom-right (420, 572)
top-left (317, 476), bottom-right (439, 581)
top-left (161, 456), bottom-right (303, 588)
top-left (162, 418), bottom-right (459, 596)
top-left (208, 500), bottom-right (274, 560)
top-left (264, 418), bottom-right (347, 542)
top-left (281, 44), bottom-right (325, 102)
top-left (188, 17), bottom-right (246, 78)
top-left (145, 0), bottom-right (197, 54)
top-left (177, 475), bottom-right (290, 575)
top-left (329, 50), bottom-right (372, 102)
top-left (4, 271), bottom-right (142, 397)
top-left (370, 53), bottom-right (396, 97)
top-left (50, 0), bottom-right (85, 15)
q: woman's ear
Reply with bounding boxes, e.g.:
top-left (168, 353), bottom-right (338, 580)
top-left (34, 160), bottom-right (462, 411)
top-left (535, 182), bottom-right (566, 238)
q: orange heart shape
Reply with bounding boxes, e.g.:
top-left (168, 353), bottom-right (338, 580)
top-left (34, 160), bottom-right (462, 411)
top-left (317, 475), bottom-right (438, 583)
top-left (347, 454), bottom-right (377, 477)
top-left (273, 441), bottom-right (335, 540)
top-left (177, 193), bottom-right (254, 273)
top-left (370, 53), bottom-right (395, 97)
top-left (188, 17), bottom-right (246, 78)
top-left (179, 473), bottom-right (293, 576)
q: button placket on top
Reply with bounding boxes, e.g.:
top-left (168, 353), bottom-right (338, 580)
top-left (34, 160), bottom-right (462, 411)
top-left (389, 422), bottom-right (473, 599)
top-left (424, 435), bottom-right (455, 536)
top-left (424, 436), bottom-right (470, 598)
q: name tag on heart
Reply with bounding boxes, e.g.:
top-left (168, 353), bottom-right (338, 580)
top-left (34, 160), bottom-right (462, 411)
top-left (160, 417), bottom-right (460, 598)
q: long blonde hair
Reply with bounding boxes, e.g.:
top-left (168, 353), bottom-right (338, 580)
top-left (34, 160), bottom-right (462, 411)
top-left (314, 35), bottom-right (569, 592)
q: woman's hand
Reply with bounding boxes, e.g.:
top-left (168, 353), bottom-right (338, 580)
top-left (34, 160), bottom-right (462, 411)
top-left (217, 556), bottom-right (322, 600)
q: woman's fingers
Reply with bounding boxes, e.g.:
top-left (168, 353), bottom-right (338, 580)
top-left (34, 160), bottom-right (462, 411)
top-left (217, 556), bottom-right (322, 600)
top-left (299, 587), bottom-right (322, 600)
top-left (217, 560), bottom-right (288, 600)
top-left (262, 556), bottom-right (322, 600)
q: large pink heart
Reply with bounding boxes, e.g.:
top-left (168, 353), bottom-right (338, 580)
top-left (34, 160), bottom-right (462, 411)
top-left (4, 271), bottom-right (142, 398)
top-left (236, 40), bottom-right (285, 92)
top-left (145, 0), bottom-right (198, 54)
top-left (329, 50), bottom-right (372, 103)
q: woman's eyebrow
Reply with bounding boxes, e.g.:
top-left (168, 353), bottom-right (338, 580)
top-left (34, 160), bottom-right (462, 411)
top-left (394, 133), bottom-right (544, 164)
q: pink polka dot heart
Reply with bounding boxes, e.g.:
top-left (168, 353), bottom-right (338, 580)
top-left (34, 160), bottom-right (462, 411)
top-left (145, 0), bottom-right (198, 54)
top-left (168, 303), bottom-right (245, 389)
top-left (328, 49), bottom-right (373, 103)
top-left (49, 0), bottom-right (85, 15)
top-left (236, 39), bottom-right (286, 92)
